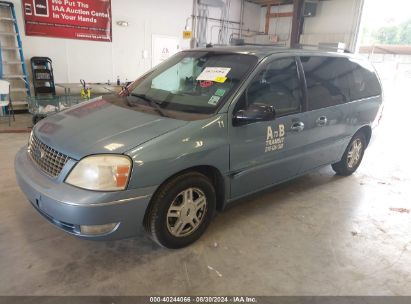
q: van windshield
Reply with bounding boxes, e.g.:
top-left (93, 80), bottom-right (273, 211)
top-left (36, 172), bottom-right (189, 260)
top-left (125, 51), bottom-right (258, 115)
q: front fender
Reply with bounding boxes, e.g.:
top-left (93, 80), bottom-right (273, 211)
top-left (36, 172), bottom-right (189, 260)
top-left (125, 114), bottom-right (229, 190)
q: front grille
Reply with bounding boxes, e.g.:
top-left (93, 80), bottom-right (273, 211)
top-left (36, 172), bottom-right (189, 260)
top-left (28, 133), bottom-right (70, 178)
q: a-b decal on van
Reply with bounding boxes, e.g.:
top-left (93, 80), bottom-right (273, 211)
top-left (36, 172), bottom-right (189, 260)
top-left (265, 124), bottom-right (285, 153)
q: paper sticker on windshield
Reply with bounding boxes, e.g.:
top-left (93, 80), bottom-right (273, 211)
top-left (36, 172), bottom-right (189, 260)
top-left (208, 95), bottom-right (220, 105)
top-left (197, 67), bottom-right (231, 81)
top-left (215, 89), bottom-right (226, 97)
top-left (200, 80), bottom-right (214, 88)
top-left (214, 76), bottom-right (227, 83)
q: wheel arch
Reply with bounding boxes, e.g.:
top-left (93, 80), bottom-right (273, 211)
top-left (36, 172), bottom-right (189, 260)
top-left (179, 165), bottom-right (226, 212)
top-left (143, 165), bottom-right (226, 229)
top-left (356, 125), bottom-right (372, 147)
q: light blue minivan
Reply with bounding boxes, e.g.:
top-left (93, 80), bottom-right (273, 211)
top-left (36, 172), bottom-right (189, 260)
top-left (15, 46), bottom-right (383, 248)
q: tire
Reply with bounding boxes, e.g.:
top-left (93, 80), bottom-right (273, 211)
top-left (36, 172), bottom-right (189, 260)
top-left (145, 172), bottom-right (216, 249)
top-left (332, 132), bottom-right (366, 176)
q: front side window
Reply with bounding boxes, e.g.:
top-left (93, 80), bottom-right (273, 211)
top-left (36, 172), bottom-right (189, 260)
top-left (236, 57), bottom-right (303, 117)
top-left (124, 51), bottom-right (258, 116)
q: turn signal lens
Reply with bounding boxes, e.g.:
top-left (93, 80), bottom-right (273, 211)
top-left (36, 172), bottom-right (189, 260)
top-left (80, 223), bottom-right (119, 235)
top-left (116, 165), bottom-right (130, 188)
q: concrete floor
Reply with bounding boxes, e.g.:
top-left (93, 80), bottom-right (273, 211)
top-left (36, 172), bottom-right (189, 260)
top-left (0, 80), bottom-right (410, 296)
top-left (0, 113), bottom-right (32, 133)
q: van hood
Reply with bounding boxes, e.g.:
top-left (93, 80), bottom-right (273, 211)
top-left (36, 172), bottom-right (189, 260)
top-left (34, 96), bottom-right (188, 160)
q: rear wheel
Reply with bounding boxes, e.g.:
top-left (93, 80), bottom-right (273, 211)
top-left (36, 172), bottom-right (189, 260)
top-left (332, 132), bottom-right (366, 176)
top-left (145, 172), bottom-right (216, 249)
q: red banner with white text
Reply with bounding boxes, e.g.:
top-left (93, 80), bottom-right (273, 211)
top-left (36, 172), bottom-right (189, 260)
top-left (22, 0), bottom-right (112, 42)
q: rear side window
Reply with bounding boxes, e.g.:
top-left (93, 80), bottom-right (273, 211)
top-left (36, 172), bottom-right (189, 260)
top-left (301, 56), bottom-right (381, 111)
top-left (301, 56), bottom-right (350, 111)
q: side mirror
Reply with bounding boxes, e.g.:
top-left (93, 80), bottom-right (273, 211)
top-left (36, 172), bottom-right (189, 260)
top-left (233, 103), bottom-right (276, 126)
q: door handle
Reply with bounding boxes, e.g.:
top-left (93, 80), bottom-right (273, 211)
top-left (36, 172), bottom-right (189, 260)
top-left (291, 121), bottom-right (305, 132)
top-left (316, 116), bottom-right (328, 127)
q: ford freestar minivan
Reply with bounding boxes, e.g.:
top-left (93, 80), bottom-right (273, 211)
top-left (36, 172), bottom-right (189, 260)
top-left (15, 47), bottom-right (383, 248)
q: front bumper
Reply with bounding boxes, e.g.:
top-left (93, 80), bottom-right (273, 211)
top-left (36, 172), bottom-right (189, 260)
top-left (15, 147), bottom-right (156, 240)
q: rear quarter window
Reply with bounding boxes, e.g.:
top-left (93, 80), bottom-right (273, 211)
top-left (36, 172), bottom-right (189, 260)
top-left (301, 56), bottom-right (381, 111)
top-left (347, 58), bottom-right (382, 100)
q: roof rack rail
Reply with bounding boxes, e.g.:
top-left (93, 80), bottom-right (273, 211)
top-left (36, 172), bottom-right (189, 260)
top-left (296, 43), bottom-right (351, 53)
top-left (241, 42), bottom-right (287, 47)
top-left (229, 38), bottom-right (287, 47)
top-left (204, 41), bottom-right (287, 48)
top-left (205, 43), bottom-right (233, 48)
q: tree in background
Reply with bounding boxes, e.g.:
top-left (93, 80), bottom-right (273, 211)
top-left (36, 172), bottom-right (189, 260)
top-left (399, 21), bottom-right (411, 44)
top-left (374, 26), bottom-right (399, 44)
top-left (362, 19), bottom-right (411, 45)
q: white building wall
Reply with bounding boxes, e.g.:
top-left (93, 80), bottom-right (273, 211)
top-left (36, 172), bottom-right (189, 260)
top-left (360, 53), bottom-right (411, 87)
top-left (244, 0), bottom-right (364, 50)
top-left (10, 0), bottom-right (261, 84)
top-left (257, 4), bottom-right (293, 46)
top-left (242, 1), bottom-right (261, 34)
top-left (301, 0), bottom-right (364, 51)
top-left (204, 0), bottom-right (261, 45)
top-left (9, 0), bottom-right (364, 86)
top-left (11, 0), bottom-right (193, 83)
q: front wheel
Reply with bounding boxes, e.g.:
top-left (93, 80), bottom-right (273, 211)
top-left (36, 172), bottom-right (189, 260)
top-left (145, 172), bottom-right (216, 249)
top-left (332, 132), bottom-right (366, 176)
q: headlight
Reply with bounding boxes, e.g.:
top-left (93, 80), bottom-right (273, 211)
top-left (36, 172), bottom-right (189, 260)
top-left (66, 155), bottom-right (132, 191)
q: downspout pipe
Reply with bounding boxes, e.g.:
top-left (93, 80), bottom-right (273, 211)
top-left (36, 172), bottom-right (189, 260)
top-left (240, 0), bottom-right (245, 38)
top-left (191, 0), bottom-right (198, 48)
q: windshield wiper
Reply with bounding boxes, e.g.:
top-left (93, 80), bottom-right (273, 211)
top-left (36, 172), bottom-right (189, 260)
top-left (130, 93), bottom-right (166, 117)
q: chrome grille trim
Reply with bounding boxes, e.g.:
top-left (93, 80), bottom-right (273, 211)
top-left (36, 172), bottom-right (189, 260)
top-left (28, 133), bottom-right (70, 178)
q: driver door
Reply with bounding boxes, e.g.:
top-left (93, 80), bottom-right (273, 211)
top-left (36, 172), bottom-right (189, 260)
top-left (229, 56), bottom-right (308, 199)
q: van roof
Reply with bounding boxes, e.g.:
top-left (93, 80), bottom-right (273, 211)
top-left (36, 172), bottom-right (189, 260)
top-left (185, 45), bottom-right (359, 60)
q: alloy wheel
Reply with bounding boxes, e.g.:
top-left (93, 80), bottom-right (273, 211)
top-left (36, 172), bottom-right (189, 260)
top-left (347, 138), bottom-right (363, 169)
top-left (166, 187), bottom-right (207, 237)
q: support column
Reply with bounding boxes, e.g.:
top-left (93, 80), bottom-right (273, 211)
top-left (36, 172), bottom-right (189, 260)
top-left (290, 0), bottom-right (304, 48)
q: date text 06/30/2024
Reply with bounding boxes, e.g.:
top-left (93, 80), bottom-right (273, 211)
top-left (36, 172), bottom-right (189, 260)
top-left (149, 296), bottom-right (257, 303)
